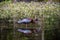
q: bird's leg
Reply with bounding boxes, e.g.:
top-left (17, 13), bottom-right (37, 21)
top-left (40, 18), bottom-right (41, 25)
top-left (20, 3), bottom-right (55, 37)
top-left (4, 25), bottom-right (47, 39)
top-left (26, 24), bottom-right (28, 28)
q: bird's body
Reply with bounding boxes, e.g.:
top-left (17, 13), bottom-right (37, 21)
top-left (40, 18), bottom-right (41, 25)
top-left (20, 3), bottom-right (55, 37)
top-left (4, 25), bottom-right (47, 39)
top-left (17, 29), bottom-right (32, 34)
top-left (18, 18), bottom-right (32, 24)
top-left (17, 18), bottom-right (38, 24)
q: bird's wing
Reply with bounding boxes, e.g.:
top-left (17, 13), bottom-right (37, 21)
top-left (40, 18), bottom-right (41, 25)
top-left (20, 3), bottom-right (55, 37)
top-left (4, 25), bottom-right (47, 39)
top-left (22, 19), bottom-right (31, 22)
top-left (23, 30), bottom-right (32, 33)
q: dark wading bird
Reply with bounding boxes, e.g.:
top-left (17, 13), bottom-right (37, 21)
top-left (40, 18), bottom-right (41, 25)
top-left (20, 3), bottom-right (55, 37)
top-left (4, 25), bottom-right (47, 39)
top-left (17, 28), bottom-right (38, 34)
top-left (17, 18), bottom-right (38, 24)
top-left (17, 18), bottom-right (39, 34)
